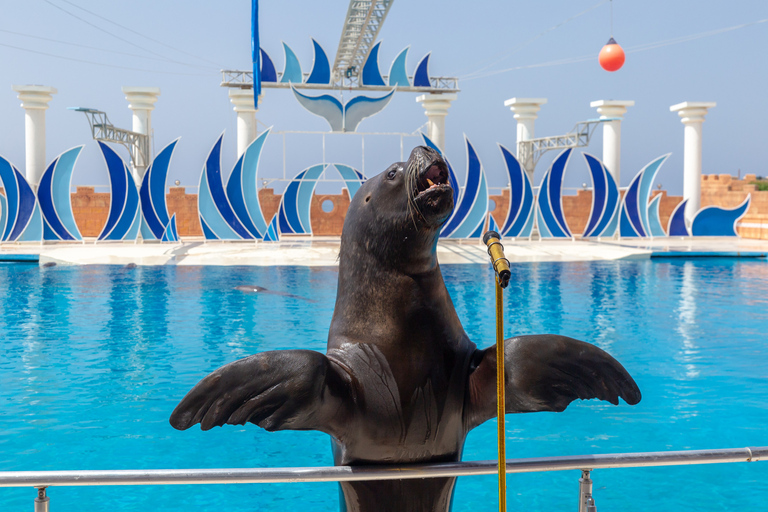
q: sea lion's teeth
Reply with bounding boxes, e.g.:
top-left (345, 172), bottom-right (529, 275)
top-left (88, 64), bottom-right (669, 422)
top-left (427, 178), bottom-right (434, 186)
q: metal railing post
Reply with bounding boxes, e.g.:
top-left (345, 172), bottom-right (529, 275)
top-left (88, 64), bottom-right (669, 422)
top-left (578, 470), bottom-right (596, 512)
top-left (34, 486), bottom-right (49, 512)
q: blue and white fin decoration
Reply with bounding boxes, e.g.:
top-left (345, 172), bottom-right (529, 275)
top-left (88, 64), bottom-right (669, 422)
top-left (197, 134), bottom-right (253, 240)
top-left (332, 163), bottom-right (366, 198)
top-left (413, 53), bottom-right (431, 87)
top-left (0, 154), bottom-right (38, 242)
top-left (292, 87), bottom-right (343, 131)
top-left (343, 89), bottom-right (395, 132)
top-left (647, 194), bottom-right (667, 237)
top-left (263, 214), bottom-right (279, 242)
top-left (96, 142), bottom-right (140, 241)
top-left (691, 195), bottom-right (750, 236)
top-left (139, 139), bottom-right (178, 240)
top-left (160, 213), bottom-right (179, 242)
top-left (536, 149), bottom-right (573, 238)
top-left (278, 164), bottom-right (326, 235)
top-left (389, 47), bottom-right (410, 87)
top-left (280, 42), bottom-right (302, 83)
top-left (582, 153), bottom-right (620, 238)
top-left (498, 145), bottom-right (534, 238)
top-left (226, 128), bottom-right (271, 238)
top-left (292, 87), bottom-right (394, 132)
top-left (667, 199), bottom-right (689, 236)
top-left (362, 41), bottom-right (386, 86)
top-left (306, 39), bottom-right (331, 84)
top-left (38, 146), bottom-right (83, 241)
top-left (619, 154), bottom-right (670, 237)
top-left (487, 212), bottom-right (500, 234)
top-left (260, 48), bottom-right (278, 82)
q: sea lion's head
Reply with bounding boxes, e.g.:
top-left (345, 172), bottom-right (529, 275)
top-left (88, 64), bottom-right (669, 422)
top-left (341, 146), bottom-right (453, 271)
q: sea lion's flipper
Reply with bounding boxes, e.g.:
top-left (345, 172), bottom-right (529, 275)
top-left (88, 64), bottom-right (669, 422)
top-left (170, 350), bottom-right (350, 435)
top-left (465, 334), bottom-right (641, 429)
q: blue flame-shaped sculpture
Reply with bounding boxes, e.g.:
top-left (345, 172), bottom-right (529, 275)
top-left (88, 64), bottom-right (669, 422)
top-left (38, 146), bottom-right (84, 241)
top-left (536, 149), bottom-right (573, 238)
top-left (581, 153), bottom-right (620, 238)
top-left (139, 139), bottom-right (179, 241)
top-left (691, 196), bottom-right (751, 236)
top-left (362, 41), bottom-right (386, 86)
top-left (668, 199), bottom-right (690, 237)
top-left (498, 145), bottom-right (534, 238)
top-left (263, 214), bottom-right (280, 242)
top-left (0, 154), bottom-right (40, 241)
top-left (97, 142), bottom-right (141, 241)
top-left (619, 155), bottom-right (670, 237)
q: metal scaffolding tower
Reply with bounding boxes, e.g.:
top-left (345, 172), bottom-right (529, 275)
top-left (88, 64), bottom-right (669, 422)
top-left (518, 118), bottom-right (619, 170)
top-left (69, 107), bottom-right (149, 171)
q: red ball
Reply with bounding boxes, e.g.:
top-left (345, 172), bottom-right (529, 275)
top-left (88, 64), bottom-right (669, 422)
top-left (598, 37), bottom-right (625, 72)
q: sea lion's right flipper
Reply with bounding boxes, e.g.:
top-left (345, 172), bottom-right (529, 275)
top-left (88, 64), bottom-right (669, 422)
top-left (465, 334), bottom-right (641, 430)
top-left (170, 350), bottom-right (350, 435)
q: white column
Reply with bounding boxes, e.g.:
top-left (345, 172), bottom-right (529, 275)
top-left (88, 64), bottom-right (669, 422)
top-left (670, 101), bottom-right (716, 224)
top-left (229, 89), bottom-right (263, 158)
top-left (12, 85), bottom-right (57, 190)
top-left (122, 87), bottom-right (160, 182)
top-left (503, 97), bottom-right (547, 183)
top-left (415, 93), bottom-right (458, 152)
top-left (590, 100), bottom-right (634, 185)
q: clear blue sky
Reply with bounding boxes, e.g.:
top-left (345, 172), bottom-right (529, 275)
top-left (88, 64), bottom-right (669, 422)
top-left (1, 0), bottom-right (766, 196)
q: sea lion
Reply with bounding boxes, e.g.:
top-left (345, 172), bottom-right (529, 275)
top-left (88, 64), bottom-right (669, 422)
top-left (170, 146), bottom-right (641, 512)
top-left (234, 284), bottom-right (315, 302)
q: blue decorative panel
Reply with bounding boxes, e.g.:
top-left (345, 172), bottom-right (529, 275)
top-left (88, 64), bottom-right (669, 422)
top-left (263, 214), bottom-right (279, 242)
top-left (306, 39), bottom-right (331, 84)
top-left (260, 48), bottom-right (277, 82)
top-left (0, 157), bottom-right (38, 242)
top-left (647, 195), bottom-right (667, 237)
top-left (0, 193), bottom-right (6, 240)
top-left (278, 165), bottom-right (326, 235)
top-left (280, 42), bottom-right (302, 83)
top-left (582, 154), bottom-right (620, 238)
top-left (197, 134), bottom-right (252, 240)
top-left (362, 41), bottom-right (385, 86)
top-left (140, 139), bottom-right (178, 240)
top-left (668, 200), bottom-right (690, 236)
top-left (18, 202), bottom-right (43, 241)
top-left (440, 138), bottom-right (488, 239)
top-left (344, 90), bottom-right (395, 132)
top-left (161, 213), bottom-right (179, 242)
top-left (413, 53), bottom-right (431, 87)
top-left (620, 170), bottom-right (645, 237)
top-left (96, 142), bottom-right (140, 241)
top-left (37, 146), bottom-right (83, 241)
top-left (487, 213), bottom-right (499, 234)
top-left (388, 47), bottom-right (410, 87)
top-left (0, 155), bottom-right (20, 240)
top-left (536, 149), bottom-right (572, 238)
top-left (419, 134), bottom-right (460, 225)
top-left (332, 164), bottom-right (366, 198)
top-left (498, 145), bottom-right (534, 238)
top-left (636, 155), bottom-right (669, 235)
top-left (292, 87), bottom-right (343, 131)
top-left (227, 129), bottom-right (271, 239)
top-left (691, 195), bottom-right (750, 236)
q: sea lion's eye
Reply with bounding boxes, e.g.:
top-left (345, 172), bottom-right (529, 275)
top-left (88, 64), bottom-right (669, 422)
top-left (387, 169), bottom-right (398, 180)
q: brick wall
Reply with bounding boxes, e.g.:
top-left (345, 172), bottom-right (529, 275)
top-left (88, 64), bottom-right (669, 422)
top-left (71, 186), bottom-right (110, 237)
top-left (167, 187), bottom-right (201, 236)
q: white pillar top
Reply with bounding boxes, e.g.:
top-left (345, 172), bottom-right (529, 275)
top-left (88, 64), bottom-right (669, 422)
top-left (12, 85), bottom-right (57, 109)
top-left (229, 88), bottom-right (263, 112)
top-left (590, 100), bottom-right (635, 118)
top-left (415, 93), bottom-right (458, 114)
top-left (122, 87), bottom-right (161, 111)
top-left (670, 102), bottom-right (716, 123)
top-left (503, 97), bottom-right (547, 119)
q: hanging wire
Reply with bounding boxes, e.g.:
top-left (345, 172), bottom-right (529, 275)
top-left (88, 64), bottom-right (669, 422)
top-left (610, 0), bottom-right (614, 37)
top-left (461, 17), bottom-right (768, 82)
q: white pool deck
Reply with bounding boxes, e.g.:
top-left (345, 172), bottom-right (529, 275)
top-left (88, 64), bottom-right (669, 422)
top-left (1, 236), bottom-right (767, 266)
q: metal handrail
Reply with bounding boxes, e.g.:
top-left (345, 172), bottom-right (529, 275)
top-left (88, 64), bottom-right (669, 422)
top-left (1, 446), bottom-right (764, 488)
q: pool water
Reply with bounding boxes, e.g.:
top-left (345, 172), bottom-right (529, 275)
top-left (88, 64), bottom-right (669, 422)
top-left (1, 259), bottom-right (766, 511)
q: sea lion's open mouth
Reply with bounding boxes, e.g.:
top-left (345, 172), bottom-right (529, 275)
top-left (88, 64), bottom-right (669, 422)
top-left (414, 162), bottom-right (450, 199)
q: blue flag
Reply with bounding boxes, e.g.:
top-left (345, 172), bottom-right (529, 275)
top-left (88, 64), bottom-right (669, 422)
top-left (252, 0), bottom-right (261, 108)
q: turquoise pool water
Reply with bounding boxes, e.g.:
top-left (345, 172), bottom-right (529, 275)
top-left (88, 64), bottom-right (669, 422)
top-left (1, 260), bottom-right (766, 511)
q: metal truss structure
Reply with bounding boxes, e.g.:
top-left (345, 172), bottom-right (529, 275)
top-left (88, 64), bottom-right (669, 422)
top-left (220, 70), bottom-right (459, 93)
top-left (331, 0), bottom-right (393, 87)
top-left (69, 107), bottom-right (149, 170)
top-left (518, 117), bottom-right (619, 170)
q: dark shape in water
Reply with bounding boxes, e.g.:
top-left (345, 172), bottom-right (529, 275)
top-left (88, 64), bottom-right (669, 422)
top-left (234, 284), bottom-right (314, 302)
top-left (42, 261), bottom-right (57, 268)
top-left (123, 263), bottom-right (137, 269)
top-left (171, 147), bottom-right (641, 512)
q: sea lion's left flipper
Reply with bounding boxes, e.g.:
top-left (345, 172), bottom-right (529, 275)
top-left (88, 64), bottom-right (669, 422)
top-left (466, 334), bottom-right (641, 429)
top-left (170, 350), bottom-right (350, 435)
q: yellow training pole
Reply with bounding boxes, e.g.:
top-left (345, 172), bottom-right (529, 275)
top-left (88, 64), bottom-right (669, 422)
top-left (495, 274), bottom-right (506, 512)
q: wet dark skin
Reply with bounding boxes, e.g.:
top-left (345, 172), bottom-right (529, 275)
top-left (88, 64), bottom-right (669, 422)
top-left (170, 146), bottom-right (641, 512)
